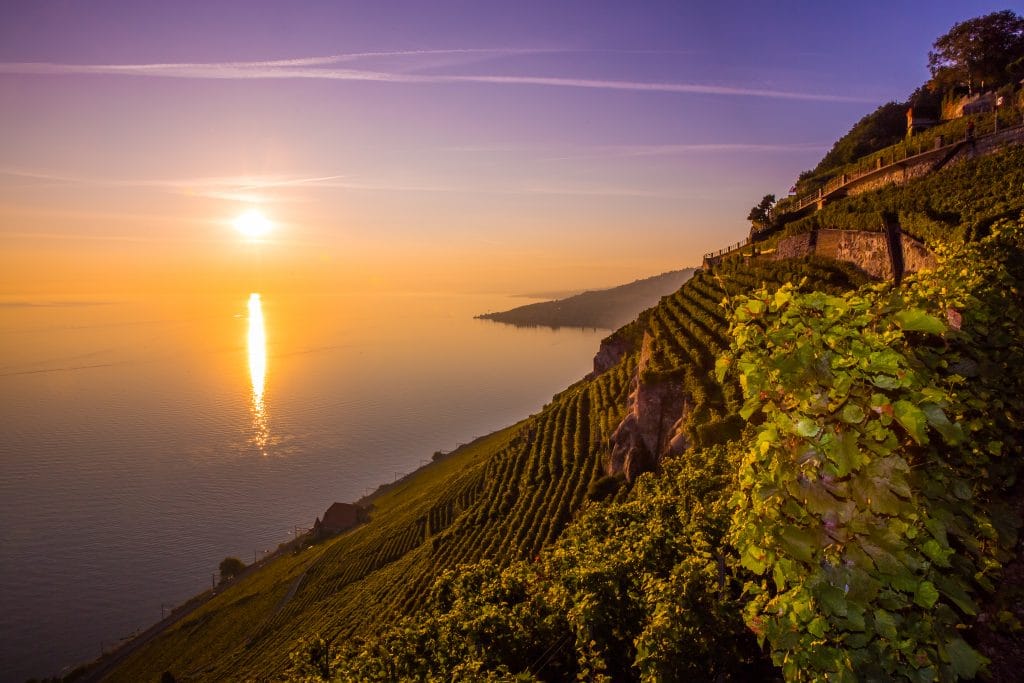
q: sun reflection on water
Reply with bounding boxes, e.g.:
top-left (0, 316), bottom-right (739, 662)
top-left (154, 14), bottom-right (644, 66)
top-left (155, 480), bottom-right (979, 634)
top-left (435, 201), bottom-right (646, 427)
top-left (247, 292), bottom-right (269, 454)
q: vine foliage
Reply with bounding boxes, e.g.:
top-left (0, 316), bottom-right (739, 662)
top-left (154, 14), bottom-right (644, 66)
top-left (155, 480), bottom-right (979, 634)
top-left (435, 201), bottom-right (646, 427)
top-left (722, 219), bottom-right (1024, 680)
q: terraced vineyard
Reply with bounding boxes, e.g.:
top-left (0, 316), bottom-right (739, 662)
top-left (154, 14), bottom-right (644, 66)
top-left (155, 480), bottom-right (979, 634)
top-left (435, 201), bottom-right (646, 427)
top-left (103, 256), bottom-right (867, 681)
top-left (641, 257), bottom-right (867, 448)
top-left (782, 144), bottom-right (1024, 247)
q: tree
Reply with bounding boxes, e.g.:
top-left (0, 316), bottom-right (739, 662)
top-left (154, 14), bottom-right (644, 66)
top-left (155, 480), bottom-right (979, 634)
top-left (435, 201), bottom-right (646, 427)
top-left (928, 10), bottom-right (1024, 93)
top-left (746, 194), bottom-right (776, 231)
top-left (218, 556), bottom-right (246, 582)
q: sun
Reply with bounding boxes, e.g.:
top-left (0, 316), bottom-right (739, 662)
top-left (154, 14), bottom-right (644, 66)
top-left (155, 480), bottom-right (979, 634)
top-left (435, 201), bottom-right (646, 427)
top-left (233, 209), bottom-right (273, 239)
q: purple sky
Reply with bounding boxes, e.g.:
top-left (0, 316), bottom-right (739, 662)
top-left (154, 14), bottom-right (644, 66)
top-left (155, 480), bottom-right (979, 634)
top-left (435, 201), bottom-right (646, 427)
top-left (0, 1), bottom-right (1010, 296)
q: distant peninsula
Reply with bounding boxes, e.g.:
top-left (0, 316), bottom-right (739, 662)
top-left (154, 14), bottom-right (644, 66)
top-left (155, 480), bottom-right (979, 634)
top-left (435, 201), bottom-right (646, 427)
top-left (476, 268), bottom-right (696, 329)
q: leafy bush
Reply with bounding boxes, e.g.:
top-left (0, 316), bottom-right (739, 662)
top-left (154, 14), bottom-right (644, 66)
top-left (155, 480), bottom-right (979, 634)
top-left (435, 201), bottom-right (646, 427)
top-left (218, 556), bottom-right (246, 582)
top-left (722, 219), bottom-right (1024, 680)
top-left (586, 474), bottom-right (624, 502)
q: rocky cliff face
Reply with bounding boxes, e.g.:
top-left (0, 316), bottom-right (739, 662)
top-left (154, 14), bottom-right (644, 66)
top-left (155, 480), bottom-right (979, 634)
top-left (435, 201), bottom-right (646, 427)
top-left (605, 332), bottom-right (690, 481)
top-left (590, 331), bottom-right (633, 377)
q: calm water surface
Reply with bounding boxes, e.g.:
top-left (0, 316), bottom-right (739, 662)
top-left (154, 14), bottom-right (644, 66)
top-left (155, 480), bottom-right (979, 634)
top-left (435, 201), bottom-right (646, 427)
top-left (0, 291), bottom-right (605, 681)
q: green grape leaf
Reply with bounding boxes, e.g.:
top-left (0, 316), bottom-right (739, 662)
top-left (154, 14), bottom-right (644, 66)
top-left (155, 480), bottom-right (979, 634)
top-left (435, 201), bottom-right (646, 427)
top-left (944, 638), bottom-right (987, 678)
top-left (778, 526), bottom-right (817, 563)
top-left (893, 308), bottom-right (946, 334)
top-left (815, 583), bottom-right (848, 617)
top-left (921, 403), bottom-right (963, 445)
top-left (914, 581), bottom-right (940, 609)
top-left (840, 403), bottom-right (865, 424)
top-left (714, 355), bottom-right (731, 383)
top-left (893, 400), bottom-right (929, 445)
top-left (874, 609), bottom-right (898, 639)
top-left (871, 374), bottom-right (901, 389)
top-left (795, 418), bottom-right (821, 438)
top-left (739, 396), bottom-right (763, 420)
top-left (832, 429), bottom-right (863, 477)
top-left (741, 545), bottom-right (768, 574)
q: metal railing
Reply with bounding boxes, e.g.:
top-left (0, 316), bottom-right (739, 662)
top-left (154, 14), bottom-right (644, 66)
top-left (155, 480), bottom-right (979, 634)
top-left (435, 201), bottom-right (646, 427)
top-left (701, 110), bottom-right (1024, 268)
top-left (792, 113), bottom-right (1024, 213)
top-left (703, 239), bottom-right (749, 262)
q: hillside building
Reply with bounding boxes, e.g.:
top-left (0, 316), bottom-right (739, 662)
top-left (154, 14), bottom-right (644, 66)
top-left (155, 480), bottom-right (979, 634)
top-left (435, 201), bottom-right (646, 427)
top-left (312, 502), bottom-right (367, 538)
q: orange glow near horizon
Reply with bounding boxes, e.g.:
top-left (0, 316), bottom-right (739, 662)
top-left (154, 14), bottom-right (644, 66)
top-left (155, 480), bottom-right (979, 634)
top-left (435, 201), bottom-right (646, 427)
top-left (247, 292), bottom-right (269, 454)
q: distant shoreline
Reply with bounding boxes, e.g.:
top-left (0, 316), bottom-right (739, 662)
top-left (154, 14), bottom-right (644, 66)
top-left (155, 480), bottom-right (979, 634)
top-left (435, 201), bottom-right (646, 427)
top-left (477, 268), bottom-right (696, 330)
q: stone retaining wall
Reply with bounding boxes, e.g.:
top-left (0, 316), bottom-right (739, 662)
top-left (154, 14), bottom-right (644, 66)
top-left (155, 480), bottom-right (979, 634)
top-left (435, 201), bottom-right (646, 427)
top-left (823, 230), bottom-right (893, 279)
top-left (772, 228), bottom-right (935, 281)
top-left (845, 126), bottom-right (1024, 198)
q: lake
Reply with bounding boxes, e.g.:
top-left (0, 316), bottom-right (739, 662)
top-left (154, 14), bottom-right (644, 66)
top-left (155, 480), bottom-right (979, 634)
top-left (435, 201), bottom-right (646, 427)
top-left (0, 291), bottom-right (605, 681)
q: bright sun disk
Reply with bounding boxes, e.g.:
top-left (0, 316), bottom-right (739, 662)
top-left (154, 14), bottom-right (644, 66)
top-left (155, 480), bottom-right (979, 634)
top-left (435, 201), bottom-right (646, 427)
top-left (234, 209), bottom-right (273, 238)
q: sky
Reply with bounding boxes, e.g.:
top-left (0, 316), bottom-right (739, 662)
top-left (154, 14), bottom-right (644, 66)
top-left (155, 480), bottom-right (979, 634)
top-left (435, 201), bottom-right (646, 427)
top-left (0, 1), bottom-right (1012, 298)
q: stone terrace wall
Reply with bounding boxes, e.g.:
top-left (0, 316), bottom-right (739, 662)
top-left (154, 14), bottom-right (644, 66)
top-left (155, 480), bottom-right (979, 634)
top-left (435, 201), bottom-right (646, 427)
top-left (774, 232), bottom-right (813, 260)
top-left (820, 229), bottom-right (892, 279)
top-left (846, 157), bottom-right (937, 197)
top-left (772, 228), bottom-right (935, 281)
top-left (902, 234), bottom-right (938, 273)
top-left (846, 125), bottom-right (1024, 198)
top-left (975, 124), bottom-right (1024, 155)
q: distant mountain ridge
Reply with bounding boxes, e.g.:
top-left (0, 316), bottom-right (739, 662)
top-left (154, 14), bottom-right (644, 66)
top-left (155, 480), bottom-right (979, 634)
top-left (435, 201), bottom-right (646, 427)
top-left (476, 268), bottom-right (696, 329)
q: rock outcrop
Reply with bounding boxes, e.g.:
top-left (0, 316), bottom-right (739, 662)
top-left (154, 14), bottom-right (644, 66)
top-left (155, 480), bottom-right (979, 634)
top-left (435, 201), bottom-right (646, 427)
top-left (590, 330), bottom-right (633, 377)
top-left (606, 332), bottom-right (691, 481)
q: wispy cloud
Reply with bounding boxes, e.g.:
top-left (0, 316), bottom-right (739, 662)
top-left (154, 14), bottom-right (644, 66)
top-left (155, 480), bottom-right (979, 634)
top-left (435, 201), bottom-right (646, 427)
top-left (595, 142), bottom-right (828, 156)
top-left (448, 141), bottom-right (828, 160)
top-left (430, 75), bottom-right (867, 102)
top-left (0, 168), bottom-right (354, 202)
top-left (0, 50), bottom-right (873, 103)
top-left (1, 166), bottom-right (685, 207)
top-left (511, 186), bottom-right (671, 199)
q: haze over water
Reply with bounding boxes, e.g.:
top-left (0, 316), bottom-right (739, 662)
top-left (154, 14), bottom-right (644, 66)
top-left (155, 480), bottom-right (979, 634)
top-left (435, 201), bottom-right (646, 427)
top-left (0, 290), bottom-right (604, 681)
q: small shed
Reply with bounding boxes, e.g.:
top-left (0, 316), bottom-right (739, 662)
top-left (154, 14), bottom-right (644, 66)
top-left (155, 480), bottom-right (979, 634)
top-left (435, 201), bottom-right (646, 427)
top-left (313, 502), bottom-right (367, 538)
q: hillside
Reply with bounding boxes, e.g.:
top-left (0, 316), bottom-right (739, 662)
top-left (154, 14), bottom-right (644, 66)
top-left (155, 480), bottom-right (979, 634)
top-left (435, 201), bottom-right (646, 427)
top-left (90, 148), bottom-right (1024, 683)
top-left (90, 37), bottom-right (1024, 683)
top-left (87, 254), bottom-right (863, 681)
top-left (476, 269), bottom-right (696, 330)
